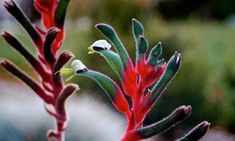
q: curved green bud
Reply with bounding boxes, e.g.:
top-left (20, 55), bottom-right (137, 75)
top-left (137, 36), bottom-right (148, 54)
top-left (177, 121), bottom-right (210, 141)
top-left (151, 52), bottom-right (182, 103)
top-left (135, 105), bottom-right (191, 139)
top-left (137, 36), bottom-right (149, 61)
top-left (132, 18), bottom-right (144, 41)
top-left (147, 42), bottom-right (162, 66)
top-left (95, 23), bottom-right (131, 69)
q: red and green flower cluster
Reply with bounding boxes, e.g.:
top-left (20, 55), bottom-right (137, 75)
top-left (73, 19), bottom-right (210, 141)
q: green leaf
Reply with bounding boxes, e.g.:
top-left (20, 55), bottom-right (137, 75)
top-left (132, 18), bottom-right (144, 42)
top-left (75, 70), bottom-right (120, 101)
top-left (151, 52), bottom-right (182, 103)
top-left (96, 23), bottom-right (131, 68)
top-left (55, 0), bottom-right (71, 28)
top-left (136, 105), bottom-right (191, 139)
top-left (89, 47), bottom-right (123, 79)
top-left (147, 42), bottom-right (162, 66)
top-left (177, 121), bottom-right (210, 141)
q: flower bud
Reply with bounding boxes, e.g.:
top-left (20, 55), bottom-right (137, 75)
top-left (71, 60), bottom-right (87, 74)
top-left (91, 40), bottom-right (112, 50)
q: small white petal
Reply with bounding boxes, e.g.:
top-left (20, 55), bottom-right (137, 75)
top-left (91, 40), bottom-right (111, 50)
top-left (71, 60), bottom-right (87, 73)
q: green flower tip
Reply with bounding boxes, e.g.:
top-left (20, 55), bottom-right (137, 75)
top-left (149, 42), bottom-right (162, 59)
top-left (95, 23), bottom-right (107, 29)
top-left (138, 35), bottom-right (148, 53)
top-left (132, 18), bottom-right (144, 37)
top-left (167, 51), bottom-right (182, 73)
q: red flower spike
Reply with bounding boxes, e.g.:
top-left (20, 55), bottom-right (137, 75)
top-left (1, 0), bottom-right (75, 140)
top-left (86, 19), bottom-right (209, 141)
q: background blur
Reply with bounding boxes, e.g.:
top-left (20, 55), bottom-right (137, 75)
top-left (0, 0), bottom-right (235, 141)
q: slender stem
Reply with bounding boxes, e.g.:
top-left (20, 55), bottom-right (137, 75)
top-left (56, 121), bottom-right (65, 141)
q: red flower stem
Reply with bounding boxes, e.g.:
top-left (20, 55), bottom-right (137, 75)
top-left (56, 121), bottom-right (65, 141)
top-left (48, 64), bottom-right (66, 140)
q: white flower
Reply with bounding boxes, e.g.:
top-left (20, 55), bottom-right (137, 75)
top-left (91, 40), bottom-right (112, 50)
top-left (71, 60), bottom-right (87, 73)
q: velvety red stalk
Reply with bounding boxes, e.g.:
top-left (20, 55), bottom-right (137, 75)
top-left (33, 0), bottom-right (70, 140)
top-left (1, 0), bottom-right (72, 141)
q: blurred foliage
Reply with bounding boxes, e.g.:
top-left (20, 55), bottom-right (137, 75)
top-left (68, 0), bottom-right (149, 33)
top-left (67, 0), bottom-right (235, 22)
top-left (154, 0), bottom-right (235, 20)
top-left (143, 20), bottom-right (235, 133)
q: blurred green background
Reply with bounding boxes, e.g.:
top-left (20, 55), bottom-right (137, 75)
top-left (0, 0), bottom-right (235, 140)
